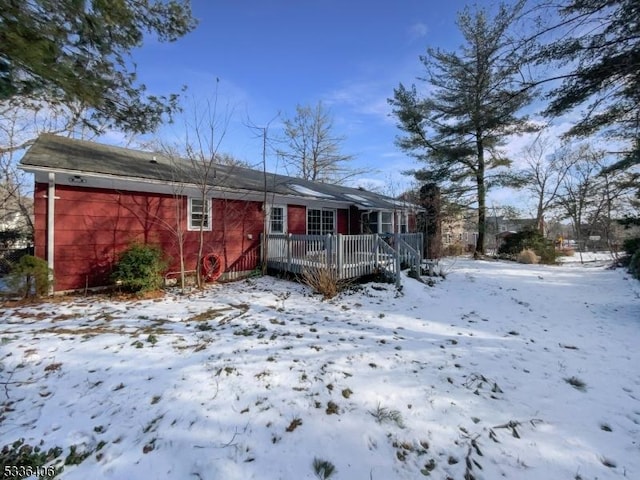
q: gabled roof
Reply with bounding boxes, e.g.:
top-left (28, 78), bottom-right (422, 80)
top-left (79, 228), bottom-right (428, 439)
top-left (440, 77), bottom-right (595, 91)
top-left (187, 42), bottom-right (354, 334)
top-left (20, 134), bottom-right (421, 211)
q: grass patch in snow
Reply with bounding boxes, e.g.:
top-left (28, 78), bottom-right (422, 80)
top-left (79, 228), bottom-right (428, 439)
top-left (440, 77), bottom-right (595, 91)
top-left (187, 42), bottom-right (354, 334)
top-left (285, 417), bottom-right (303, 432)
top-left (369, 404), bottom-right (405, 428)
top-left (187, 307), bottom-right (234, 322)
top-left (564, 376), bottom-right (587, 392)
top-left (312, 457), bottom-right (336, 480)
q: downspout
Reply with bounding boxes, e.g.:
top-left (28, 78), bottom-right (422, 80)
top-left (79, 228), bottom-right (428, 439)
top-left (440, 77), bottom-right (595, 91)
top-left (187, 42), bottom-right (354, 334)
top-left (47, 172), bottom-right (55, 295)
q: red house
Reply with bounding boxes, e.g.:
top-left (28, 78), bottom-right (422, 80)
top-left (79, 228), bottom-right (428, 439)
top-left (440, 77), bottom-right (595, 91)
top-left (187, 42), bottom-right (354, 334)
top-left (20, 135), bottom-right (422, 292)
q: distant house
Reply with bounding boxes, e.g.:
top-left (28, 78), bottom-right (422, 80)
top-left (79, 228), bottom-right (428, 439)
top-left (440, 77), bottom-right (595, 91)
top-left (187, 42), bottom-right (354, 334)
top-left (441, 209), bottom-right (540, 253)
top-left (20, 135), bottom-right (422, 292)
top-left (441, 207), bottom-right (478, 253)
top-left (486, 216), bottom-right (538, 251)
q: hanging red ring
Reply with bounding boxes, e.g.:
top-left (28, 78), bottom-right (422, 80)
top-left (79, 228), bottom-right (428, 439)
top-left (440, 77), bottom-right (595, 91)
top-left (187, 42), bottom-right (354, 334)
top-left (201, 253), bottom-right (223, 282)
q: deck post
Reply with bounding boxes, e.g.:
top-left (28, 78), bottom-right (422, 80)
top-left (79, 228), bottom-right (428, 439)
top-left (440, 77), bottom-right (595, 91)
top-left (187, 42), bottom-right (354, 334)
top-left (286, 234), bottom-right (292, 272)
top-left (336, 234), bottom-right (343, 279)
top-left (325, 234), bottom-right (332, 271)
top-left (374, 234), bottom-right (380, 267)
top-left (395, 233), bottom-right (402, 289)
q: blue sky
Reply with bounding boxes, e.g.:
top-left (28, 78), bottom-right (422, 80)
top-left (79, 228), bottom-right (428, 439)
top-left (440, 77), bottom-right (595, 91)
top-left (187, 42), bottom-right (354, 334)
top-left (130, 0), bottom-right (533, 206)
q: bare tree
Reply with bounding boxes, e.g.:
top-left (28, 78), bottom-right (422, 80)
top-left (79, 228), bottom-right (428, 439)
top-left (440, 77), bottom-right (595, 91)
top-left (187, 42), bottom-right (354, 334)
top-left (554, 142), bottom-right (637, 260)
top-left (521, 135), bottom-right (576, 234)
top-left (0, 99), bottom-right (120, 245)
top-left (167, 90), bottom-right (231, 289)
top-left (557, 144), bottom-right (605, 254)
top-left (278, 101), bottom-right (364, 184)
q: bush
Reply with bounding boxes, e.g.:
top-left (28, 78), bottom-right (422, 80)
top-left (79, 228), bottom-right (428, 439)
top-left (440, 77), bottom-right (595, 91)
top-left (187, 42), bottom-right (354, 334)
top-left (623, 237), bottom-right (640, 256)
top-left (301, 262), bottom-right (343, 299)
top-left (498, 229), bottom-right (557, 264)
top-left (443, 243), bottom-right (465, 256)
top-left (517, 249), bottom-right (539, 264)
top-left (111, 243), bottom-right (167, 293)
top-left (7, 255), bottom-right (52, 298)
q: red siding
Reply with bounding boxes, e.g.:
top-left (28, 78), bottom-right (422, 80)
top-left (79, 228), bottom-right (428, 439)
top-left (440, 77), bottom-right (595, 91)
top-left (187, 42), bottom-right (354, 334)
top-left (287, 205), bottom-right (307, 234)
top-left (34, 183), bottom-right (263, 291)
top-left (337, 209), bottom-right (348, 234)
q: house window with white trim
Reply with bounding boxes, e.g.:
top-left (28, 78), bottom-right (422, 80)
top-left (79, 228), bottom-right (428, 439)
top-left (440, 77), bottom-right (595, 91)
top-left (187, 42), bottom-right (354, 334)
top-left (188, 197), bottom-right (212, 231)
top-left (307, 208), bottom-right (335, 235)
top-left (269, 206), bottom-right (287, 234)
top-left (380, 211), bottom-right (393, 234)
top-left (399, 212), bottom-right (408, 233)
top-left (363, 212), bottom-right (378, 234)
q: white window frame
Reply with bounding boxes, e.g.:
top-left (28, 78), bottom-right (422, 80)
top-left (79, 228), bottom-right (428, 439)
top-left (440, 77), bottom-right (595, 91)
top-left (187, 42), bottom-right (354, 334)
top-left (380, 211), bottom-right (394, 234)
top-left (399, 212), bottom-right (408, 233)
top-left (362, 211), bottom-right (378, 234)
top-left (188, 197), bottom-right (212, 231)
top-left (307, 208), bottom-right (336, 235)
top-left (268, 205), bottom-right (287, 234)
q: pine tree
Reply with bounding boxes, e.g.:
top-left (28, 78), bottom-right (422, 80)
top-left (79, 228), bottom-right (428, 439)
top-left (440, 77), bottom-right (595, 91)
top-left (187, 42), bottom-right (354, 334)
top-left (0, 0), bottom-right (197, 134)
top-left (390, 1), bottom-right (535, 255)
top-left (541, 0), bottom-right (640, 174)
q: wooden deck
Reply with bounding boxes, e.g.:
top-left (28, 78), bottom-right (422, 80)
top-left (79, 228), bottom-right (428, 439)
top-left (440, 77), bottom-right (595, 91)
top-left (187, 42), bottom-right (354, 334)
top-left (263, 233), bottom-right (423, 284)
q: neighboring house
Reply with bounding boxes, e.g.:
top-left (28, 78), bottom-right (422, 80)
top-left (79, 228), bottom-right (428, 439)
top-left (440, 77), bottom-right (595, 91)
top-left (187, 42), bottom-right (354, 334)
top-left (441, 207), bottom-right (478, 252)
top-left (441, 211), bottom-right (539, 253)
top-left (19, 134), bottom-right (422, 292)
top-left (485, 216), bottom-right (537, 251)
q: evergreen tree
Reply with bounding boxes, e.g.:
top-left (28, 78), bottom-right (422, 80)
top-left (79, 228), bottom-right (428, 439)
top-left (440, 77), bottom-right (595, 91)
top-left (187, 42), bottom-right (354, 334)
top-left (541, 0), bottom-right (639, 175)
top-left (0, 0), bottom-right (197, 134)
top-left (390, 2), bottom-right (535, 255)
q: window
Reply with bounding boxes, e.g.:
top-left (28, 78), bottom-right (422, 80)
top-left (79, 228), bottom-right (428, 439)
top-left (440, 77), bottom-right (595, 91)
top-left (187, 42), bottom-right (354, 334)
top-left (363, 212), bottom-right (378, 234)
top-left (307, 208), bottom-right (335, 235)
top-left (363, 211), bottom-right (394, 234)
top-left (380, 212), bottom-right (393, 233)
top-left (188, 197), bottom-right (211, 231)
top-left (399, 212), bottom-right (408, 233)
top-left (269, 206), bottom-right (286, 234)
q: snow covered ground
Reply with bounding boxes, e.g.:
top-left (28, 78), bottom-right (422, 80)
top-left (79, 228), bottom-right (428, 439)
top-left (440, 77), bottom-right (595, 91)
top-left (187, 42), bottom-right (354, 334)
top-left (1, 257), bottom-right (639, 480)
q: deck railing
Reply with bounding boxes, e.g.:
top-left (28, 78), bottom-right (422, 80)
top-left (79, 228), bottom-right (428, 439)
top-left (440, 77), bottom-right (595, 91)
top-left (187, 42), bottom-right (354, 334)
top-left (262, 233), bottom-right (423, 286)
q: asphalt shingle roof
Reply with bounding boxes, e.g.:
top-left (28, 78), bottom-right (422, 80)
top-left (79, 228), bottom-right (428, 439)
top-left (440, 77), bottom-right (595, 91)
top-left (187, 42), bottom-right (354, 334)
top-left (21, 134), bottom-right (418, 211)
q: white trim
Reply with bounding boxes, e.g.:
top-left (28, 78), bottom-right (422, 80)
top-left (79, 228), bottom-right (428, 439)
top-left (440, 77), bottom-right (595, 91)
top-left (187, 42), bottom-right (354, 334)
top-left (22, 166), bottom-right (356, 209)
top-left (47, 172), bottom-right (55, 295)
top-left (267, 204), bottom-right (287, 234)
top-left (306, 207), bottom-right (336, 235)
top-left (188, 197), bottom-right (212, 231)
top-left (380, 211), bottom-right (394, 234)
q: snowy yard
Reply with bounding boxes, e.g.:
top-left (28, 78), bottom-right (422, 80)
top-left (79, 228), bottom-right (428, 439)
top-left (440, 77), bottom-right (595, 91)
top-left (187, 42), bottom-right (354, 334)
top-left (1, 256), bottom-right (639, 480)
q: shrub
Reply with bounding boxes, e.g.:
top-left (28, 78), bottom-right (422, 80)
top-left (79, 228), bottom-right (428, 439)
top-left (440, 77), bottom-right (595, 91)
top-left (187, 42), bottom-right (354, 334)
top-left (111, 243), bottom-right (167, 293)
top-left (7, 255), bottom-right (52, 298)
top-left (556, 247), bottom-right (575, 257)
top-left (623, 237), bottom-right (640, 256)
top-left (301, 262), bottom-right (344, 299)
top-left (517, 249), bottom-right (539, 264)
top-left (498, 229), bottom-right (557, 264)
top-left (443, 243), bottom-right (465, 256)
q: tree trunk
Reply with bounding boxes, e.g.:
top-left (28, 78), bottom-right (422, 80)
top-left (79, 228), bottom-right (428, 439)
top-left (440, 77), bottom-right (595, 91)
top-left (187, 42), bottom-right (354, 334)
top-left (536, 200), bottom-right (545, 234)
top-left (419, 183), bottom-right (442, 259)
top-left (475, 144), bottom-right (486, 257)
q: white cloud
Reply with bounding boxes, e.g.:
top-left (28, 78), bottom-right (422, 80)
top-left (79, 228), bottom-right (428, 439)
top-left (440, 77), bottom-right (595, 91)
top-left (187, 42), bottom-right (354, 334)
top-left (407, 22), bottom-right (428, 42)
